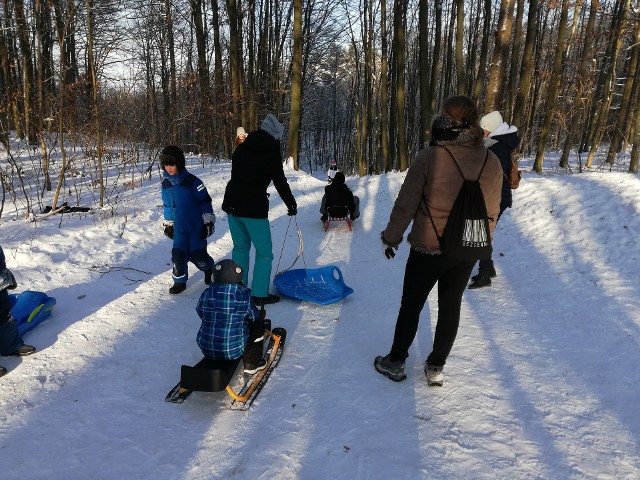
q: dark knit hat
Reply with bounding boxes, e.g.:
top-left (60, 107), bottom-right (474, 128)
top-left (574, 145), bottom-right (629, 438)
top-left (160, 145), bottom-right (186, 171)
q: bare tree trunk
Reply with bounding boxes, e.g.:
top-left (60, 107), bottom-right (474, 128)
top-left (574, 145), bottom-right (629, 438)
top-left (455, 0), bottom-right (465, 94)
top-left (86, 0), bottom-right (104, 206)
top-left (559, 0), bottom-right (597, 168)
top-left (393, 0), bottom-right (408, 171)
top-left (14, 0), bottom-right (37, 144)
top-left (512, 0), bottom-right (538, 138)
top-left (286, 0), bottom-right (302, 171)
top-left (226, 0), bottom-right (242, 127)
top-left (426, 0), bottom-right (443, 140)
top-left (504, 0), bottom-right (524, 118)
top-left (585, 0), bottom-right (631, 168)
top-left (484, 0), bottom-right (515, 111)
top-left (606, 17), bottom-right (640, 165)
top-left (533, 0), bottom-right (570, 172)
top-left (381, 0), bottom-right (391, 171)
top-left (35, 0), bottom-right (51, 192)
top-left (472, 0), bottom-right (491, 103)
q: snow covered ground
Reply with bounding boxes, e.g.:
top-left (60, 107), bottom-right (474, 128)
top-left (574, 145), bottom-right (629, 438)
top-left (1, 152), bottom-right (639, 479)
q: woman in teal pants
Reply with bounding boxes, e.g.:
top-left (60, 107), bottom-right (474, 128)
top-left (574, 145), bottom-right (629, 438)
top-left (221, 114), bottom-right (297, 306)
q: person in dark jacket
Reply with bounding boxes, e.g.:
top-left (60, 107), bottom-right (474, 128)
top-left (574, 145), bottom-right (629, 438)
top-left (468, 111), bottom-right (521, 289)
top-left (160, 145), bottom-right (216, 295)
top-left (375, 96), bottom-right (502, 386)
top-left (319, 171), bottom-right (360, 222)
top-left (0, 245), bottom-right (36, 377)
top-left (196, 259), bottom-right (266, 374)
top-left (221, 114), bottom-right (297, 306)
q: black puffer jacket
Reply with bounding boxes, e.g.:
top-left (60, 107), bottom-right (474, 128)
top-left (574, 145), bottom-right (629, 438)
top-left (487, 131), bottom-right (520, 212)
top-left (324, 172), bottom-right (356, 216)
top-left (222, 130), bottom-right (296, 219)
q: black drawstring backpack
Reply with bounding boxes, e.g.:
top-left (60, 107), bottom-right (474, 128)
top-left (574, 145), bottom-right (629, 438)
top-left (425, 146), bottom-right (492, 261)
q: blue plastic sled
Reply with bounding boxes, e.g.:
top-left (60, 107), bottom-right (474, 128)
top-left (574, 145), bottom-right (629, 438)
top-left (9, 290), bottom-right (56, 336)
top-left (273, 266), bottom-right (353, 305)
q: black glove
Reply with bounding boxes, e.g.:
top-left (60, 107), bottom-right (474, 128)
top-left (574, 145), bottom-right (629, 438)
top-left (287, 206), bottom-right (297, 216)
top-left (384, 246), bottom-right (398, 259)
top-left (164, 225), bottom-right (174, 239)
top-left (202, 222), bottom-right (214, 239)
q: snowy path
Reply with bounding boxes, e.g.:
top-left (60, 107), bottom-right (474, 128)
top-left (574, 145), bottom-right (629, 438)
top-left (1, 164), bottom-right (639, 479)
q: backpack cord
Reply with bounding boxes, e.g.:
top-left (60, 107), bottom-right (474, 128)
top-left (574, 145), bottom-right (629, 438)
top-left (274, 215), bottom-right (306, 277)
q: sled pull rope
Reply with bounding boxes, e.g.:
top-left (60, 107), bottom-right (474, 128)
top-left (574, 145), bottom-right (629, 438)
top-left (274, 216), bottom-right (306, 276)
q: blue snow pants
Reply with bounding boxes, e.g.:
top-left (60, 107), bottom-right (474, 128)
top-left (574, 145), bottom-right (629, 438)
top-left (0, 314), bottom-right (23, 356)
top-left (172, 229), bottom-right (214, 284)
top-left (227, 215), bottom-right (273, 298)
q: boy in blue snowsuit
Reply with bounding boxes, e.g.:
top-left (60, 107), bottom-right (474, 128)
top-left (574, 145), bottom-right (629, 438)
top-left (160, 145), bottom-right (216, 294)
top-left (0, 245), bottom-right (36, 377)
top-left (195, 259), bottom-right (267, 374)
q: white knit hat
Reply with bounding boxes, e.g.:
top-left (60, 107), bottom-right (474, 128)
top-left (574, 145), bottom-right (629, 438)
top-left (261, 114), bottom-right (284, 140)
top-left (480, 111), bottom-right (504, 133)
top-left (236, 127), bottom-right (246, 137)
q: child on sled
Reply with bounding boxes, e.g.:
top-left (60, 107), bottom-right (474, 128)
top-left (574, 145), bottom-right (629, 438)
top-left (320, 171), bottom-right (360, 222)
top-left (195, 259), bottom-right (267, 374)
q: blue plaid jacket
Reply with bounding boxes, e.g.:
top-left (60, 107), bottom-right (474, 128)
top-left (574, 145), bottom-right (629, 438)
top-left (196, 283), bottom-right (260, 360)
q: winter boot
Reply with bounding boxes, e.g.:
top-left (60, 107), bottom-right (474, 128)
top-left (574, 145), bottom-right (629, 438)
top-left (424, 363), bottom-right (444, 387)
top-left (169, 282), bottom-right (187, 295)
top-left (204, 269), bottom-right (213, 285)
top-left (0, 365), bottom-right (7, 377)
top-left (471, 266), bottom-right (496, 282)
top-left (252, 294), bottom-right (280, 306)
top-left (243, 358), bottom-right (267, 375)
top-left (374, 355), bottom-right (406, 382)
top-left (6, 345), bottom-right (36, 357)
top-left (468, 271), bottom-right (492, 289)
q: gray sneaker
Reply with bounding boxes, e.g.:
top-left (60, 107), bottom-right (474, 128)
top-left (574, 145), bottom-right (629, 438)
top-left (424, 363), bottom-right (444, 387)
top-left (374, 355), bottom-right (406, 382)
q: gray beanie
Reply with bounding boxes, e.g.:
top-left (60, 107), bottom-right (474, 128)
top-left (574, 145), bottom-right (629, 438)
top-left (261, 114), bottom-right (284, 140)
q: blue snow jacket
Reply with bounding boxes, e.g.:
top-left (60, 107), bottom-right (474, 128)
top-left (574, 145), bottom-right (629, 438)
top-left (195, 283), bottom-right (260, 360)
top-left (161, 169), bottom-right (213, 235)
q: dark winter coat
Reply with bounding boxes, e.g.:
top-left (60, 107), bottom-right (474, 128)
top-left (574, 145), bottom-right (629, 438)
top-left (221, 130), bottom-right (296, 219)
top-left (324, 172), bottom-right (356, 216)
top-left (382, 144), bottom-right (503, 254)
top-left (485, 131), bottom-right (520, 212)
top-left (162, 169), bottom-right (214, 234)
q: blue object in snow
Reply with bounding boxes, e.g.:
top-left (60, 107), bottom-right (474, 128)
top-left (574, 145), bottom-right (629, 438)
top-left (273, 266), bottom-right (353, 305)
top-left (9, 290), bottom-right (56, 336)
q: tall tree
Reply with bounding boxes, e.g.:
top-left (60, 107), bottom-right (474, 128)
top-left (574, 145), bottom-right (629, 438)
top-left (393, 0), bottom-right (408, 171)
top-left (484, 0), bottom-right (516, 111)
top-left (287, 0), bottom-right (303, 171)
top-left (533, 0), bottom-right (571, 172)
top-left (14, 0), bottom-right (37, 143)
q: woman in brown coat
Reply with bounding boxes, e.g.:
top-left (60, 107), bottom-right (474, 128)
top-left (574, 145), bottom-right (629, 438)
top-left (375, 96), bottom-right (502, 386)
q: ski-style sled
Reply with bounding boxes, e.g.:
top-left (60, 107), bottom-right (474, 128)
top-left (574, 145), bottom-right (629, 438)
top-left (273, 266), bottom-right (353, 305)
top-left (166, 327), bottom-right (286, 409)
top-left (9, 290), bottom-right (56, 336)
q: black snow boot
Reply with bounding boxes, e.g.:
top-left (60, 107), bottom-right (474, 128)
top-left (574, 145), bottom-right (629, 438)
top-left (252, 294), bottom-right (280, 306)
top-left (471, 266), bottom-right (496, 282)
top-left (169, 282), bottom-right (187, 295)
top-left (468, 272), bottom-right (492, 289)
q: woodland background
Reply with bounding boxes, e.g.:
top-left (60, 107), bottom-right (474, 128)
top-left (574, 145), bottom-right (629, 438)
top-left (1, 0), bottom-right (639, 214)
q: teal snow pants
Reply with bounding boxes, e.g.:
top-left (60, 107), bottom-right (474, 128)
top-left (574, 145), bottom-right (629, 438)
top-left (227, 215), bottom-right (273, 298)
